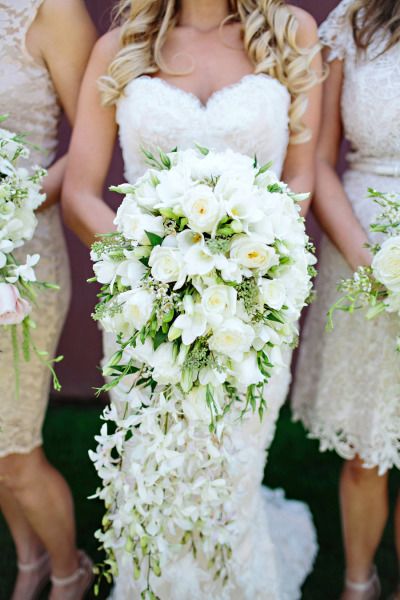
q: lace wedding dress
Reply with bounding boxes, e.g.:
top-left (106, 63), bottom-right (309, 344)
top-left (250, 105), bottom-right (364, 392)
top-left (102, 73), bottom-right (317, 600)
top-left (292, 0), bottom-right (400, 474)
top-left (0, 0), bottom-right (70, 455)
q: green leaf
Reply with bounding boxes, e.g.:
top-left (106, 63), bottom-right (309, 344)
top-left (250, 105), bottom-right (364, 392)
top-left (145, 231), bottom-right (163, 247)
top-left (195, 143), bottom-right (209, 156)
top-left (153, 329), bottom-right (168, 350)
top-left (257, 160), bottom-right (273, 175)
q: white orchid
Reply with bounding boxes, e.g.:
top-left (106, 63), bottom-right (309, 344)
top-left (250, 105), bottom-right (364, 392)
top-left (90, 146), bottom-right (315, 597)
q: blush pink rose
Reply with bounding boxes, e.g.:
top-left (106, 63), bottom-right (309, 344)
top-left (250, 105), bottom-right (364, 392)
top-left (0, 283), bottom-right (31, 325)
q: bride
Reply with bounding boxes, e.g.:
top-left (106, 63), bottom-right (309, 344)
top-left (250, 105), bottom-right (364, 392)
top-left (63, 1), bottom-right (322, 597)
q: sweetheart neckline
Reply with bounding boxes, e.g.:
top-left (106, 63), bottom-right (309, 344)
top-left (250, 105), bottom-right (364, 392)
top-left (124, 73), bottom-right (289, 110)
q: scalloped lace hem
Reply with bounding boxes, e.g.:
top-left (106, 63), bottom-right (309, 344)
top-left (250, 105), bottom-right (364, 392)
top-left (293, 411), bottom-right (400, 476)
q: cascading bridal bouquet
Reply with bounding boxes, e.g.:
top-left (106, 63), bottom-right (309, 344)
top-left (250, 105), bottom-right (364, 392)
top-left (327, 189), bottom-right (400, 351)
top-left (0, 118), bottom-right (62, 393)
top-left (90, 146), bottom-right (316, 598)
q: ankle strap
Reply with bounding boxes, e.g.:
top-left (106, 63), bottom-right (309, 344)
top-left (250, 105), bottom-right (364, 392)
top-left (18, 552), bottom-right (49, 573)
top-left (51, 567), bottom-right (84, 587)
top-left (346, 566), bottom-right (378, 592)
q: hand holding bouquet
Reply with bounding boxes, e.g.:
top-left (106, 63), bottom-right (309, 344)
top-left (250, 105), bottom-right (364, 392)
top-left (0, 118), bottom-right (62, 393)
top-left (328, 189), bottom-right (400, 351)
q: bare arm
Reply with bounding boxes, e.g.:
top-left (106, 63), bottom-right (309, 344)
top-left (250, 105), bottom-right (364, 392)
top-left (62, 32), bottom-right (121, 247)
top-left (283, 7), bottom-right (323, 217)
top-left (313, 51), bottom-right (371, 270)
top-left (26, 0), bottom-right (97, 210)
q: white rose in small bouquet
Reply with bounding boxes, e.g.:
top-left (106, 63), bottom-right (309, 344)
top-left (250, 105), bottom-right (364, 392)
top-left (328, 190), bottom-right (400, 342)
top-left (372, 235), bottom-right (400, 293)
top-left (0, 118), bottom-right (62, 394)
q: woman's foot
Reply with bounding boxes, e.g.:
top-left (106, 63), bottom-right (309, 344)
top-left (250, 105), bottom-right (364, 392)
top-left (49, 550), bottom-right (94, 600)
top-left (388, 585), bottom-right (400, 600)
top-left (12, 552), bottom-right (51, 600)
top-left (340, 566), bottom-right (381, 600)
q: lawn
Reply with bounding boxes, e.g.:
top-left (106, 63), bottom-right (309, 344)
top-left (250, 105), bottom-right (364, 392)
top-left (0, 402), bottom-right (398, 600)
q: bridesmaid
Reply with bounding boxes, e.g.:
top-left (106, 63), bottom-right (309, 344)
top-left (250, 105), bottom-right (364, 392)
top-left (0, 1), bottom-right (96, 599)
top-left (293, 1), bottom-right (400, 598)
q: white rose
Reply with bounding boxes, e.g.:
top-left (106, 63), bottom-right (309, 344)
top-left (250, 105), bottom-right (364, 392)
top-left (149, 245), bottom-right (186, 288)
top-left (134, 171), bottom-right (160, 209)
top-left (372, 236), bottom-right (400, 293)
top-left (230, 236), bottom-right (278, 272)
top-left (232, 351), bottom-right (264, 388)
top-left (209, 317), bottom-right (254, 361)
top-left (183, 185), bottom-right (222, 235)
top-left (120, 288), bottom-right (154, 330)
top-left (114, 200), bottom-right (164, 244)
top-left (260, 279), bottom-right (286, 310)
top-left (152, 342), bottom-right (181, 384)
top-left (255, 168), bottom-right (281, 189)
top-left (201, 284), bottom-right (237, 325)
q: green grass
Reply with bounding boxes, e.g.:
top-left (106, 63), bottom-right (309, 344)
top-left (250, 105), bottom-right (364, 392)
top-left (0, 403), bottom-right (398, 600)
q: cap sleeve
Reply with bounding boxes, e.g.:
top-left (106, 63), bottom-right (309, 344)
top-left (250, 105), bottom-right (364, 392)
top-left (319, 0), bottom-right (354, 62)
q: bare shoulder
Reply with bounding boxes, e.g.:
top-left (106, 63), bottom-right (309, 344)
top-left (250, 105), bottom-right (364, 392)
top-left (91, 28), bottom-right (122, 66)
top-left (38, 0), bottom-right (92, 22)
top-left (287, 5), bottom-right (319, 47)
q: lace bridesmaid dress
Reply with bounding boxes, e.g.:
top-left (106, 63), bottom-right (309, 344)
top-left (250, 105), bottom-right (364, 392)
top-left (292, 0), bottom-right (400, 474)
top-left (102, 74), bottom-right (317, 600)
top-left (0, 0), bottom-right (70, 454)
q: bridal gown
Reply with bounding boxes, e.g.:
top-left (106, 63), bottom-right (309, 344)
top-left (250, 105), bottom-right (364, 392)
top-left (0, 0), bottom-right (70, 455)
top-left (292, 0), bottom-right (400, 475)
top-left (103, 73), bottom-right (317, 599)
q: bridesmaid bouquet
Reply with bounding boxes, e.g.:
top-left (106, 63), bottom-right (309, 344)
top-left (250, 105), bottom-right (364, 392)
top-left (90, 146), bottom-right (316, 597)
top-left (328, 189), bottom-right (400, 349)
top-left (0, 118), bottom-right (62, 393)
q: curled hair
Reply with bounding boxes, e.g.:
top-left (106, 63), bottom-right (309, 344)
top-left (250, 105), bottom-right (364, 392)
top-left (100, 0), bottom-right (321, 143)
top-left (349, 0), bottom-right (400, 55)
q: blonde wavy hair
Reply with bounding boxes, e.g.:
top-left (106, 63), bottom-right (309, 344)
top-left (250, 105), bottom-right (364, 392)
top-left (100, 0), bottom-right (321, 143)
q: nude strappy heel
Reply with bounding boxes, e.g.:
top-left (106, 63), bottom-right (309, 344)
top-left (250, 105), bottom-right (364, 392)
top-left (344, 566), bottom-right (381, 600)
top-left (50, 550), bottom-right (94, 600)
top-left (15, 552), bottom-right (51, 600)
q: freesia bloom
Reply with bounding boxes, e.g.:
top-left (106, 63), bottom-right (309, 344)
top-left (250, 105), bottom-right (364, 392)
top-left (0, 282), bottom-right (31, 325)
top-left (173, 295), bottom-right (207, 345)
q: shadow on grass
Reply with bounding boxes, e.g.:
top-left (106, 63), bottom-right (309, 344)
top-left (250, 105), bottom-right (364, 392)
top-left (0, 402), bottom-right (398, 599)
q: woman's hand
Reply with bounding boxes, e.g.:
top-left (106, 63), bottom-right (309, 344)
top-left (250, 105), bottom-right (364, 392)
top-left (62, 31), bottom-right (121, 247)
top-left (313, 52), bottom-right (372, 272)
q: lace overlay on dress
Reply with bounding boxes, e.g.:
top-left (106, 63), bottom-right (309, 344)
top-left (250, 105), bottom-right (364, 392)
top-left (104, 72), bottom-right (318, 599)
top-left (292, 0), bottom-right (400, 474)
top-left (0, 0), bottom-right (70, 456)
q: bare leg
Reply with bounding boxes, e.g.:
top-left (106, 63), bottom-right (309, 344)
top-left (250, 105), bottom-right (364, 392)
top-left (0, 484), bottom-right (50, 600)
top-left (393, 493), bottom-right (400, 599)
top-left (0, 484), bottom-right (44, 562)
top-left (340, 457), bottom-right (388, 600)
top-left (0, 447), bottom-right (92, 599)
